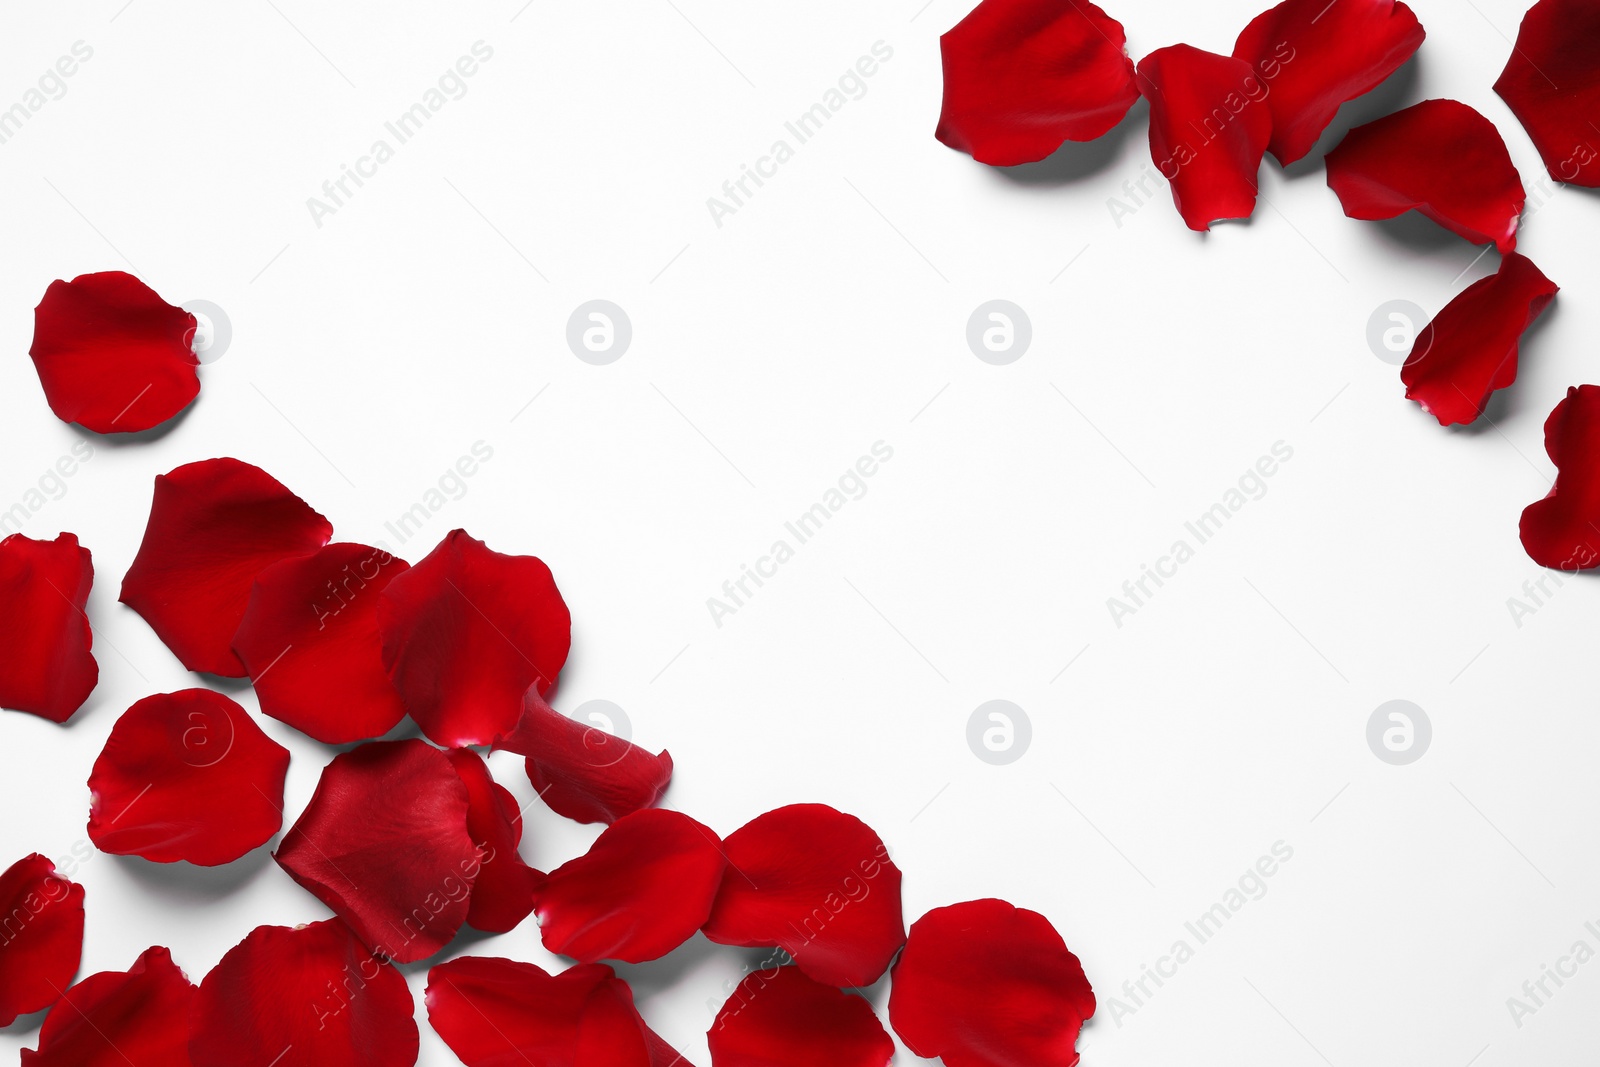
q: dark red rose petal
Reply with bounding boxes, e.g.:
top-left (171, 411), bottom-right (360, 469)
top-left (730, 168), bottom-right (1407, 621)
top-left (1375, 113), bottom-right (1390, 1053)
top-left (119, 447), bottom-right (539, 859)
top-left (275, 739), bottom-right (479, 962)
top-left (86, 689), bottom-right (289, 866)
top-left (708, 966), bottom-right (893, 1067)
top-left (378, 529), bottom-right (570, 748)
top-left (702, 804), bottom-right (904, 988)
top-left (1136, 45), bottom-right (1273, 231)
top-left (1521, 385), bottom-right (1600, 570)
top-left (1402, 252), bottom-right (1559, 425)
top-left (233, 543), bottom-right (410, 744)
top-left (0, 854), bottom-right (84, 1026)
top-left (189, 920), bottom-right (418, 1067)
top-left (28, 272), bottom-right (199, 434)
top-left (120, 458), bottom-right (332, 677)
top-left (445, 747), bottom-right (541, 934)
top-left (1325, 99), bottom-right (1526, 251)
top-left (496, 688), bottom-right (673, 825)
top-left (1233, 0), bottom-right (1424, 165)
top-left (935, 0), bottom-right (1139, 166)
top-left (20, 946), bottom-right (194, 1066)
top-left (1495, 0), bottom-right (1600, 188)
top-left (535, 808), bottom-right (725, 965)
top-left (889, 899), bottom-right (1095, 1067)
top-left (0, 532), bottom-right (96, 723)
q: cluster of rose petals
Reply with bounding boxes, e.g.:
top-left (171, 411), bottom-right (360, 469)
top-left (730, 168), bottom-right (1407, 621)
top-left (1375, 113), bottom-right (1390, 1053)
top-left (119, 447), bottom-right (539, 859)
top-left (0, 533), bottom-right (96, 723)
top-left (0, 854), bottom-right (84, 1026)
top-left (21, 946), bottom-right (194, 1066)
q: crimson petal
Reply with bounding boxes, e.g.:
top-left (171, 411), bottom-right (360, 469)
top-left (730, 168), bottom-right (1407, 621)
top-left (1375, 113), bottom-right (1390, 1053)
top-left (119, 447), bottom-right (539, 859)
top-left (0, 854), bottom-right (84, 1026)
top-left (708, 966), bottom-right (893, 1067)
top-left (446, 747), bottom-right (542, 934)
top-left (21, 946), bottom-right (194, 1066)
top-left (0, 533), bottom-right (96, 723)
top-left (1521, 385), bottom-right (1600, 570)
top-left (1495, 0), bottom-right (1600, 188)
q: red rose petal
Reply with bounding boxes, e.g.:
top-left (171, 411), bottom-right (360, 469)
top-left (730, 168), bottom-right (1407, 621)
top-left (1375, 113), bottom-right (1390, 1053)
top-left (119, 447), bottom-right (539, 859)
top-left (120, 458), bottom-right (332, 677)
top-left (87, 689), bottom-right (289, 866)
top-left (1233, 0), bottom-right (1424, 165)
top-left (445, 747), bottom-right (542, 934)
top-left (495, 688), bottom-right (673, 825)
top-left (1136, 45), bottom-right (1273, 231)
top-left (1402, 252), bottom-right (1559, 425)
top-left (20, 946), bottom-right (195, 1066)
top-left (1521, 385), bottom-right (1600, 570)
top-left (189, 920), bottom-right (418, 1067)
top-left (378, 530), bottom-right (570, 748)
top-left (274, 739), bottom-right (480, 962)
top-left (889, 899), bottom-right (1096, 1067)
top-left (233, 543), bottom-right (410, 744)
top-left (935, 0), bottom-right (1139, 166)
top-left (0, 854), bottom-right (84, 1026)
top-left (0, 532), bottom-right (96, 723)
top-left (534, 808), bottom-right (725, 965)
top-left (1495, 0), bottom-right (1600, 188)
top-left (28, 272), bottom-right (199, 434)
top-left (708, 966), bottom-right (894, 1067)
top-left (702, 804), bottom-right (904, 988)
top-left (1325, 99), bottom-right (1526, 251)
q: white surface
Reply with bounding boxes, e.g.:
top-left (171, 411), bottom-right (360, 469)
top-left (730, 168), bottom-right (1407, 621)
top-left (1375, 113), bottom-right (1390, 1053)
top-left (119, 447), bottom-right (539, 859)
top-left (2, 0), bottom-right (1599, 1063)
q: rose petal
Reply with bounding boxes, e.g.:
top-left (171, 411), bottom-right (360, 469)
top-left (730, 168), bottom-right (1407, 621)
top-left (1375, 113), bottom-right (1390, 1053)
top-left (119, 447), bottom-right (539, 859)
top-left (378, 530), bottom-right (570, 748)
top-left (87, 689), bottom-right (289, 866)
top-left (1325, 99), bottom-right (1526, 251)
top-left (274, 739), bottom-right (480, 962)
top-left (1233, 0), bottom-right (1424, 165)
top-left (1402, 252), bottom-right (1559, 425)
top-left (935, 0), bottom-right (1139, 166)
top-left (28, 272), bottom-right (199, 434)
top-left (189, 920), bottom-right (418, 1067)
top-left (702, 804), bottom-right (904, 988)
top-left (495, 688), bottom-right (673, 825)
top-left (20, 946), bottom-right (195, 1066)
top-left (445, 748), bottom-right (542, 934)
top-left (233, 543), bottom-right (410, 744)
top-left (535, 808), bottom-right (725, 965)
top-left (1521, 384), bottom-right (1600, 570)
top-left (1136, 45), bottom-right (1273, 230)
top-left (708, 966), bottom-right (894, 1067)
top-left (120, 458), bottom-right (332, 677)
top-left (0, 532), bottom-right (96, 723)
top-left (889, 899), bottom-right (1095, 1067)
top-left (0, 854), bottom-right (84, 1026)
top-left (1494, 0), bottom-right (1600, 188)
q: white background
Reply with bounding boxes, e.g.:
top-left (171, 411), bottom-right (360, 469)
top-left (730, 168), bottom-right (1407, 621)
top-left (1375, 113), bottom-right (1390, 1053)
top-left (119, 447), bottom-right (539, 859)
top-left (2, 0), bottom-right (1599, 1063)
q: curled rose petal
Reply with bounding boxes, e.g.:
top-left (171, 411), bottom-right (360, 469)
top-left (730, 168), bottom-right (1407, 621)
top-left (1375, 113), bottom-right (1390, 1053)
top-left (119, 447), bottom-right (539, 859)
top-left (1233, 0), bottom-right (1424, 165)
top-left (1325, 99), bottom-right (1526, 251)
top-left (702, 804), bottom-right (904, 988)
top-left (275, 739), bottom-right (480, 962)
top-left (935, 0), bottom-right (1139, 166)
top-left (20, 946), bottom-right (195, 1066)
top-left (87, 689), bottom-right (289, 866)
top-left (0, 532), bottom-right (96, 723)
top-left (1402, 252), bottom-right (1559, 425)
top-left (1521, 385), bottom-right (1600, 570)
top-left (1136, 45), bottom-right (1273, 230)
top-left (889, 899), bottom-right (1095, 1067)
top-left (445, 748), bottom-right (542, 934)
top-left (496, 688), bottom-right (673, 825)
top-left (378, 530), bottom-right (570, 748)
top-left (120, 458), bottom-right (332, 677)
top-left (0, 854), bottom-right (84, 1026)
top-left (1494, 0), bottom-right (1600, 188)
top-left (28, 272), bottom-right (199, 434)
top-left (535, 808), bottom-right (725, 965)
top-left (189, 920), bottom-right (418, 1067)
top-left (233, 543), bottom-right (410, 744)
top-left (708, 966), bottom-right (894, 1067)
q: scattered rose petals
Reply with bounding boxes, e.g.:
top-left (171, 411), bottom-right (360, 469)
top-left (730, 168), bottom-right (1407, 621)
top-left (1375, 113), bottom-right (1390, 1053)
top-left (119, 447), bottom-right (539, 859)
top-left (0, 532), bottom-right (97, 723)
top-left (702, 804), bottom-right (904, 988)
top-left (1494, 0), bottom-right (1600, 188)
top-left (0, 854), bottom-right (84, 1026)
top-left (120, 458), bottom-right (332, 677)
top-left (189, 920), bottom-right (418, 1067)
top-left (275, 739), bottom-right (479, 962)
top-left (379, 530), bottom-right (570, 748)
top-left (1325, 99), bottom-right (1526, 252)
top-left (28, 272), bottom-right (199, 434)
top-left (445, 747), bottom-right (541, 934)
top-left (1521, 385), bottom-right (1600, 570)
top-left (233, 543), bottom-right (410, 744)
top-left (20, 946), bottom-right (194, 1066)
top-left (1136, 44), bottom-right (1273, 230)
top-left (935, 0), bottom-right (1139, 166)
top-left (889, 899), bottom-right (1095, 1067)
top-left (708, 965), bottom-right (894, 1067)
